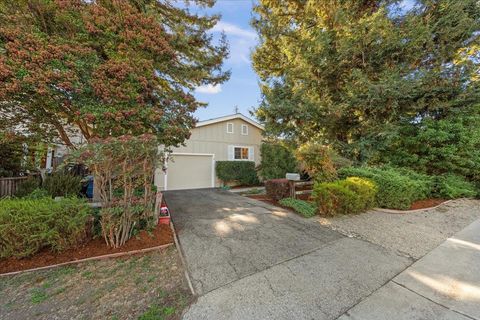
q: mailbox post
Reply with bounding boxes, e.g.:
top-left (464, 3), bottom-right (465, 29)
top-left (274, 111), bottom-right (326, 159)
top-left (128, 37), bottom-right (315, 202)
top-left (286, 173), bottom-right (301, 199)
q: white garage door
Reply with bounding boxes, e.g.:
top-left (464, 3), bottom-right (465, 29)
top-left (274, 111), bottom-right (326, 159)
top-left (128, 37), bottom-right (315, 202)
top-left (155, 153), bottom-right (214, 191)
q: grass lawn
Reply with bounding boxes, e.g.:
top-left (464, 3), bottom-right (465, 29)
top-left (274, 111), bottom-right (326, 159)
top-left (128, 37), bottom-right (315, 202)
top-left (0, 246), bottom-right (193, 320)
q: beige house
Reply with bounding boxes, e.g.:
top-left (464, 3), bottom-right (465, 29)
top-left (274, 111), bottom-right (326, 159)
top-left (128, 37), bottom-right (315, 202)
top-left (154, 113), bottom-right (264, 190)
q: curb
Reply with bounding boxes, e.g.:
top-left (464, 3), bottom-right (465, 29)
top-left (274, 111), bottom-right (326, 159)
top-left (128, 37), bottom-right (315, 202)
top-left (0, 242), bottom-right (173, 277)
top-left (169, 215), bottom-right (196, 296)
top-left (374, 199), bottom-right (454, 214)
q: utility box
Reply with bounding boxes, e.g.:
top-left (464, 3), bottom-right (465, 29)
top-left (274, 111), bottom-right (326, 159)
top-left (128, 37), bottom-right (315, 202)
top-left (286, 173), bottom-right (301, 181)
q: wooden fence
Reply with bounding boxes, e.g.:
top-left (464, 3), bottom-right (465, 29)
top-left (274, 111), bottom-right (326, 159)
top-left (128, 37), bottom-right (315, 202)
top-left (0, 176), bottom-right (29, 198)
top-left (288, 180), bottom-right (314, 199)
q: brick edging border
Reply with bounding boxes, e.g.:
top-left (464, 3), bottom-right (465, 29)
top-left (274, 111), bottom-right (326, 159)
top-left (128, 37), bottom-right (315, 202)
top-left (373, 199), bottom-right (454, 214)
top-left (0, 242), bottom-right (174, 277)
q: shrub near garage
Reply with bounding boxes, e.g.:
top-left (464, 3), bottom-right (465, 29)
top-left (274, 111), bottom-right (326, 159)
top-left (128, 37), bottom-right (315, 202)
top-left (216, 161), bottom-right (259, 186)
top-left (313, 177), bottom-right (377, 216)
top-left (0, 197), bottom-right (91, 258)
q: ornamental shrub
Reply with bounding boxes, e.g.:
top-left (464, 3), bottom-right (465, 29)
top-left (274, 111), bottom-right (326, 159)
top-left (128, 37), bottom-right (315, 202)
top-left (43, 172), bottom-right (83, 197)
top-left (295, 143), bottom-right (337, 182)
top-left (338, 166), bottom-right (432, 210)
top-left (434, 175), bottom-right (477, 199)
top-left (278, 197), bottom-right (317, 218)
top-left (265, 179), bottom-right (290, 201)
top-left (259, 142), bottom-right (298, 180)
top-left (312, 177), bottom-right (377, 216)
top-left (216, 161), bottom-right (259, 186)
top-left (0, 197), bottom-right (92, 258)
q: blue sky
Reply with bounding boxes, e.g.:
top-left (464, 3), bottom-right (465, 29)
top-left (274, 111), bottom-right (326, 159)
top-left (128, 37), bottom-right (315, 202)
top-left (190, 0), bottom-right (260, 121)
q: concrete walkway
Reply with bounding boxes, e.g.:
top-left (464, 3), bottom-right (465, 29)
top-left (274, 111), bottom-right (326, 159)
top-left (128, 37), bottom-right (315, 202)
top-left (340, 218), bottom-right (480, 320)
top-left (165, 190), bottom-right (480, 319)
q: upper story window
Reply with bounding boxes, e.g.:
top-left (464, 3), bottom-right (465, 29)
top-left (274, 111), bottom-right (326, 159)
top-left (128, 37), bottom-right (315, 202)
top-left (241, 124), bottom-right (248, 135)
top-left (227, 122), bottom-right (234, 134)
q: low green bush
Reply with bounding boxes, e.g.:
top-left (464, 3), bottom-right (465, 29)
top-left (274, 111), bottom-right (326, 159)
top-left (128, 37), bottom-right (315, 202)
top-left (278, 198), bottom-right (317, 218)
top-left (43, 173), bottom-right (82, 197)
top-left (313, 177), bottom-right (377, 216)
top-left (434, 174), bottom-right (477, 199)
top-left (216, 161), bottom-right (259, 186)
top-left (0, 197), bottom-right (92, 258)
top-left (338, 166), bottom-right (432, 210)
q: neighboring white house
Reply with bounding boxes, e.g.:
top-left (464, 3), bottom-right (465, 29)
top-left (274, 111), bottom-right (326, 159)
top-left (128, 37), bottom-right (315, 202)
top-left (154, 113), bottom-right (264, 191)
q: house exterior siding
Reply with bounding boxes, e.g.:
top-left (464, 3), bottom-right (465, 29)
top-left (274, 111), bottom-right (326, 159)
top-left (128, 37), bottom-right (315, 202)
top-left (155, 116), bottom-right (264, 190)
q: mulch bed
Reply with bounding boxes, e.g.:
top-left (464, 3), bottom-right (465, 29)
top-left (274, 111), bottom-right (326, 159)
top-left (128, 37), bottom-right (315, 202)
top-left (0, 223), bottom-right (173, 275)
top-left (409, 198), bottom-right (447, 210)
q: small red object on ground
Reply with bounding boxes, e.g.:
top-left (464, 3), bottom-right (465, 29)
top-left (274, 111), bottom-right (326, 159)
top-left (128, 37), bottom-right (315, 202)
top-left (159, 205), bottom-right (171, 225)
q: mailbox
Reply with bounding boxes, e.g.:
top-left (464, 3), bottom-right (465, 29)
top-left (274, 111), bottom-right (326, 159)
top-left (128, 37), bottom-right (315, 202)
top-left (285, 173), bottom-right (301, 181)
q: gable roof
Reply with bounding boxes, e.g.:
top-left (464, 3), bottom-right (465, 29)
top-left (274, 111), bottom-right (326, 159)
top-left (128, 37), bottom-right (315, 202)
top-left (196, 113), bottom-right (265, 130)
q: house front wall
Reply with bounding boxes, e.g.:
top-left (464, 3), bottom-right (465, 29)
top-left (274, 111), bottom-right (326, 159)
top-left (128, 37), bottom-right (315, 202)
top-left (155, 118), bottom-right (263, 190)
top-left (173, 118), bottom-right (263, 165)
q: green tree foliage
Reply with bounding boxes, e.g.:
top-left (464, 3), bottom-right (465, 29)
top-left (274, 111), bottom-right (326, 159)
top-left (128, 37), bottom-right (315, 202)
top-left (0, 0), bottom-right (229, 147)
top-left (252, 0), bottom-right (480, 163)
top-left (0, 132), bottom-right (25, 177)
top-left (375, 106), bottom-right (480, 180)
top-left (259, 142), bottom-right (298, 180)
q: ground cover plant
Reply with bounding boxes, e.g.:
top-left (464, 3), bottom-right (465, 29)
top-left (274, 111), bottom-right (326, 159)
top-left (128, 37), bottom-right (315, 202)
top-left (0, 197), bottom-right (91, 258)
top-left (278, 197), bottom-right (317, 218)
top-left (313, 177), bottom-right (377, 216)
top-left (434, 175), bottom-right (478, 199)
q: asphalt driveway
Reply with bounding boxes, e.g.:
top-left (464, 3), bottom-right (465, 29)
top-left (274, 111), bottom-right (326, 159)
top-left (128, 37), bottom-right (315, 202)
top-left (164, 189), bottom-right (412, 319)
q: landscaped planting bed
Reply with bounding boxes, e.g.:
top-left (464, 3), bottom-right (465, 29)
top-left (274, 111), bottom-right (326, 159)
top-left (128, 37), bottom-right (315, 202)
top-left (0, 223), bottom-right (173, 275)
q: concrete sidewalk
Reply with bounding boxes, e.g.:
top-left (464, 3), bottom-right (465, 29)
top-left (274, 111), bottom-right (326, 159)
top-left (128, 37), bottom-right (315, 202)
top-left (339, 218), bottom-right (480, 320)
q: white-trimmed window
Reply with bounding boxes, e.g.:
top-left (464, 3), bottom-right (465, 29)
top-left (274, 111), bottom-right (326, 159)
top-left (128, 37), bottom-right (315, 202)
top-left (241, 124), bottom-right (248, 135)
top-left (227, 122), bottom-right (234, 134)
top-left (228, 145), bottom-right (254, 161)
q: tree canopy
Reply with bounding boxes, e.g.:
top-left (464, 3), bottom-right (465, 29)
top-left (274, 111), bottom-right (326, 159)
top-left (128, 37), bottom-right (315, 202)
top-left (0, 0), bottom-right (229, 147)
top-left (252, 0), bottom-right (480, 164)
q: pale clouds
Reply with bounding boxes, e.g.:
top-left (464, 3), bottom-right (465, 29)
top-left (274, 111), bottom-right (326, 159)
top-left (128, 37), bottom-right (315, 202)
top-left (211, 21), bottom-right (258, 65)
top-left (195, 84), bottom-right (222, 94)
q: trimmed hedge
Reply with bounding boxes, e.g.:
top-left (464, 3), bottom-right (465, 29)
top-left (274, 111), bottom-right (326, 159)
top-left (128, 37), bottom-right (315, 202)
top-left (434, 174), bottom-right (477, 199)
top-left (265, 179), bottom-right (290, 201)
top-left (313, 177), bottom-right (377, 216)
top-left (338, 166), bottom-right (432, 210)
top-left (0, 197), bottom-right (92, 258)
top-left (279, 197), bottom-right (317, 218)
top-left (216, 161), bottom-right (259, 186)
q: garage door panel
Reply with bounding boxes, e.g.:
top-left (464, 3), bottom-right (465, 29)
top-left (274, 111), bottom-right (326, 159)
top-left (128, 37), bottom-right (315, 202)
top-left (165, 154), bottom-right (213, 190)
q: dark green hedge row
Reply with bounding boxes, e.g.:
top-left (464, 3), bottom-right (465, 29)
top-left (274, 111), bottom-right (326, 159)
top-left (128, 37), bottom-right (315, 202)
top-left (216, 161), bottom-right (259, 186)
top-left (338, 166), bottom-right (477, 209)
